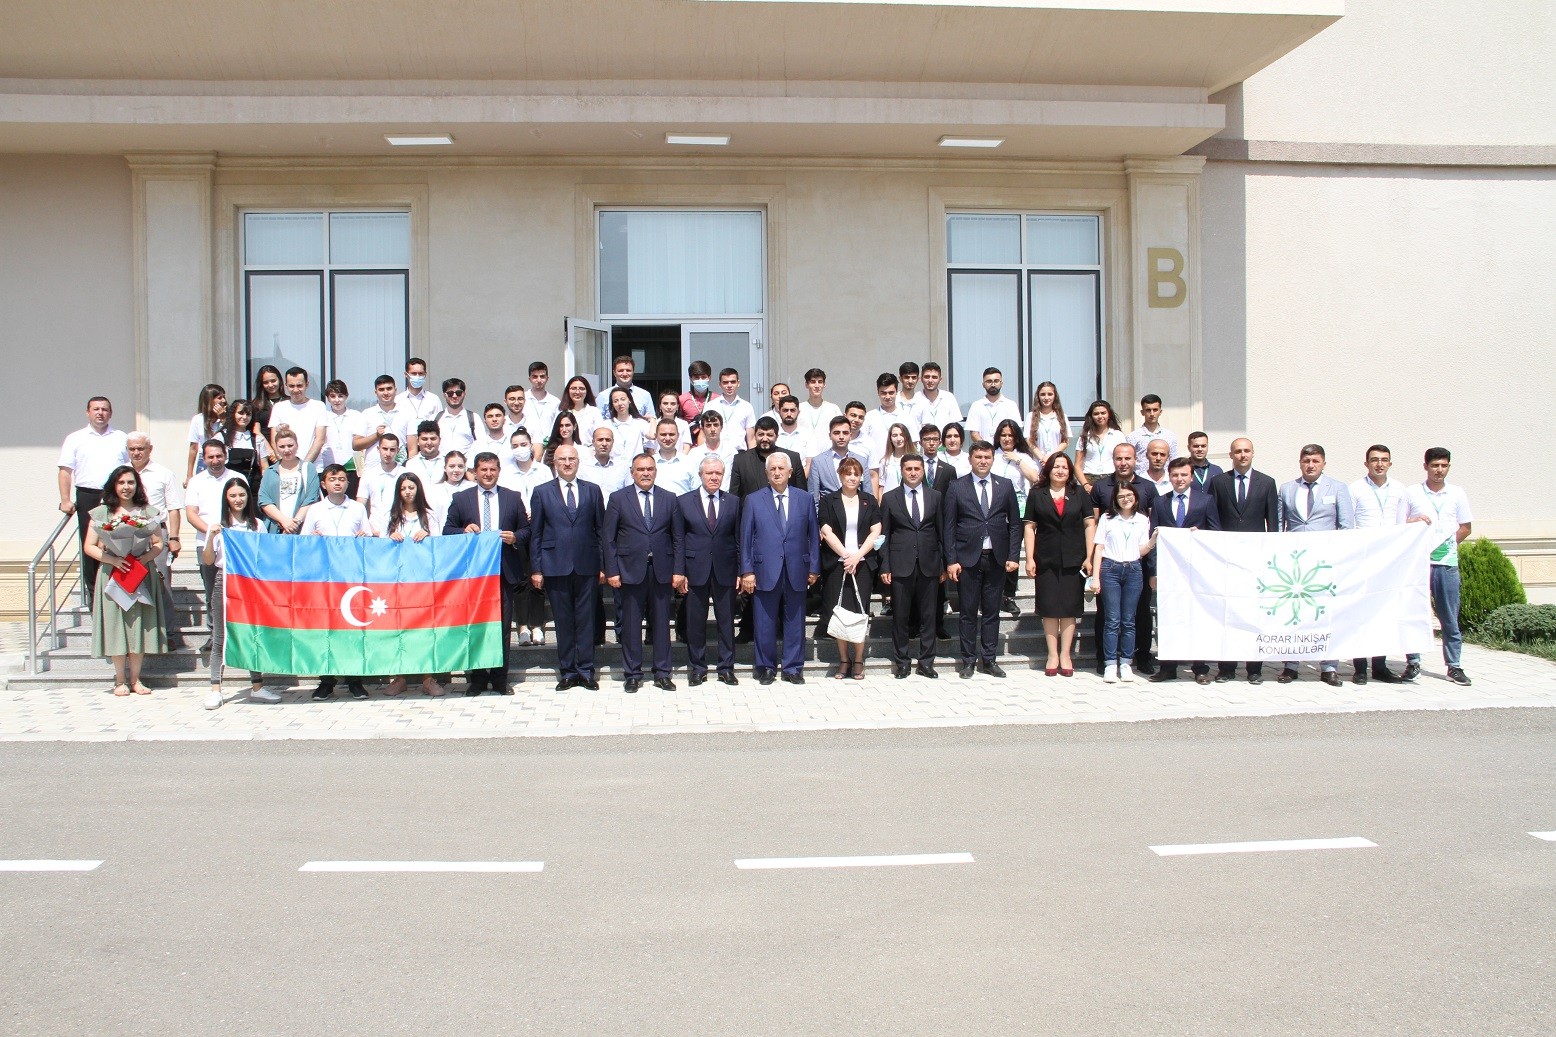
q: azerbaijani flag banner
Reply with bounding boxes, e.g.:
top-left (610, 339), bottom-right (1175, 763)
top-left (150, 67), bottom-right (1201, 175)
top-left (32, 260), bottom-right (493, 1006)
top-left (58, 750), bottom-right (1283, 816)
top-left (222, 530), bottom-right (504, 677)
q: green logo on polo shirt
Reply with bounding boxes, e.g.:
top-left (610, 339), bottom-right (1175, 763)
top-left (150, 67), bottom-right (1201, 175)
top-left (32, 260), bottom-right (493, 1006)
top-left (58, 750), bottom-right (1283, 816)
top-left (1257, 549), bottom-right (1337, 627)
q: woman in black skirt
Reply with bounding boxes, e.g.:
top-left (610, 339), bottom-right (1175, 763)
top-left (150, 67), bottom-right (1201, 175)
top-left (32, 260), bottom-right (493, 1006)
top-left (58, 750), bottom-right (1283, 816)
top-left (816, 457), bottom-right (882, 679)
top-left (1023, 453), bottom-right (1095, 676)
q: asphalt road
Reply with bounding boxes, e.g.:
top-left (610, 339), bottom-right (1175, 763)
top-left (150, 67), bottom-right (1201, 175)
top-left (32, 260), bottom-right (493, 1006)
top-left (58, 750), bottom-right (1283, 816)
top-left (2, 710), bottom-right (1554, 1036)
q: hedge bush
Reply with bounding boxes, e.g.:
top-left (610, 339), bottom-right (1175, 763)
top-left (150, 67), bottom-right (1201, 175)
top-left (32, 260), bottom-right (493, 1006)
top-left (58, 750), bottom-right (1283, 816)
top-left (1457, 538), bottom-right (1526, 631)
top-left (1476, 604), bottom-right (1556, 644)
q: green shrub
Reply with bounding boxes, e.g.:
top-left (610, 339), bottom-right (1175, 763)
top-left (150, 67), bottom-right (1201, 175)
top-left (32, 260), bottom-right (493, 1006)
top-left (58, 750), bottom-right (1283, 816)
top-left (1476, 603), bottom-right (1556, 643)
top-left (1457, 538), bottom-right (1526, 631)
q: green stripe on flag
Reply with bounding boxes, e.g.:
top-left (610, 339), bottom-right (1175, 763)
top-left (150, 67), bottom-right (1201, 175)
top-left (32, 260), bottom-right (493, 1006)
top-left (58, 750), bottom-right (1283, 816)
top-left (223, 621), bottom-right (505, 677)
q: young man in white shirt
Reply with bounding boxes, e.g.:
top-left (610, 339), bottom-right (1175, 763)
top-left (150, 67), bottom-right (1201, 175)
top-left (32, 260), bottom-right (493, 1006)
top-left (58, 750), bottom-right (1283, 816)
top-left (1401, 446), bottom-right (1474, 687)
top-left (266, 367), bottom-right (329, 465)
top-left (498, 428), bottom-right (553, 505)
top-left (703, 367), bottom-right (758, 449)
top-left (1126, 394), bottom-right (1179, 476)
top-left (502, 384), bottom-right (534, 439)
top-left (773, 395), bottom-right (815, 478)
top-left (319, 379), bottom-right (362, 485)
top-left (1348, 443), bottom-right (1408, 684)
top-left (395, 356), bottom-right (443, 426)
top-left (127, 432), bottom-right (185, 647)
top-left (649, 419), bottom-right (696, 495)
top-left (184, 439), bottom-right (247, 650)
top-left (682, 411), bottom-right (738, 491)
top-left (435, 377), bottom-right (479, 455)
top-left (841, 400), bottom-right (882, 498)
top-left (354, 375), bottom-right (412, 463)
top-left (1143, 440), bottom-right (1173, 495)
top-left (473, 402), bottom-right (513, 466)
top-left (964, 367), bottom-right (1021, 443)
top-left (577, 426), bottom-right (629, 497)
top-left (798, 367), bottom-right (842, 444)
top-left (915, 361), bottom-right (962, 432)
top-left (861, 372), bottom-right (922, 459)
top-left (525, 361), bottom-right (561, 437)
top-left (301, 464), bottom-right (371, 700)
top-left (57, 394), bottom-right (130, 594)
top-left (597, 355), bottom-right (653, 420)
top-left (895, 362), bottom-right (927, 424)
top-left (355, 434), bottom-right (406, 525)
top-left (404, 421), bottom-right (446, 485)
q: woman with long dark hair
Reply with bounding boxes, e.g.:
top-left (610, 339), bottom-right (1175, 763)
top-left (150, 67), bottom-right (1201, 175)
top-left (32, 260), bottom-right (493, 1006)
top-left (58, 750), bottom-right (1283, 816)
top-left (377, 473), bottom-right (445, 698)
top-left (186, 383), bottom-right (227, 481)
top-left (201, 477), bottom-right (268, 709)
top-left (83, 465), bottom-right (167, 697)
top-left (250, 365), bottom-right (284, 439)
top-left (1022, 453), bottom-right (1094, 677)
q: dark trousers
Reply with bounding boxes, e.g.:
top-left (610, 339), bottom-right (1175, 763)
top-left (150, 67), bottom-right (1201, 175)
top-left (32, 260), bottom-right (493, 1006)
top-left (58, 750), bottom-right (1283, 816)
top-left (480, 581), bottom-right (517, 687)
top-left (547, 574), bottom-right (599, 682)
top-left (687, 579), bottom-right (736, 676)
top-left (890, 571), bottom-right (938, 666)
top-left (957, 551), bottom-right (1003, 664)
top-left (1093, 580), bottom-right (1153, 672)
top-left (1218, 660), bottom-right (1264, 679)
top-left (513, 581), bottom-right (548, 629)
top-left (753, 574), bottom-right (807, 675)
top-left (75, 488), bottom-right (103, 597)
top-left (619, 578), bottom-right (673, 680)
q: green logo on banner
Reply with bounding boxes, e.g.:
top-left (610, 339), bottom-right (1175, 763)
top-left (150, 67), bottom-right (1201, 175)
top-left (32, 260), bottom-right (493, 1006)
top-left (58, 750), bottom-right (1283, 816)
top-left (1257, 549), bottom-right (1337, 627)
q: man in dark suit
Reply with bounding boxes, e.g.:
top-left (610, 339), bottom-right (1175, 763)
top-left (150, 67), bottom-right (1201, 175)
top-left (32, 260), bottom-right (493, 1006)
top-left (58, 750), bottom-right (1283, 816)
top-left (442, 451), bottom-right (531, 695)
top-left (1187, 431), bottom-right (1224, 490)
top-left (941, 441), bottom-right (1022, 679)
top-left (1090, 442), bottom-right (1161, 675)
top-left (879, 454), bottom-right (943, 679)
top-left (916, 423), bottom-right (955, 640)
top-left (729, 417), bottom-right (805, 499)
top-left (1208, 436), bottom-right (1280, 684)
top-left (528, 443), bottom-right (606, 691)
top-left (1148, 457), bottom-right (1221, 685)
top-left (738, 453), bottom-right (820, 685)
top-left (673, 454), bottom-right (741, 686)
top-left (603, 454), bottom-right (679, 693)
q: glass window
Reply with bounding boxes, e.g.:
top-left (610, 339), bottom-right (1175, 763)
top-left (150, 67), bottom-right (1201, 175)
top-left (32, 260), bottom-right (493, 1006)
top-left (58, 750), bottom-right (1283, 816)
top-left (1029, 272), bottom-right (1100, 419)
top-left (329, 212), bottom-right (411, 266)
top-left (948, 271), bottom-right (1020, 407)
top-left (1026, 215), bottom-right (1099, 266)
top-left (598, 211), bottom-right (763, 316)
top-left (246, 272), bottom-right (325, 390)
top-left (947, 214), bottom-right (1021, 265)
top-left (244, 213), bottom-right (324, 266)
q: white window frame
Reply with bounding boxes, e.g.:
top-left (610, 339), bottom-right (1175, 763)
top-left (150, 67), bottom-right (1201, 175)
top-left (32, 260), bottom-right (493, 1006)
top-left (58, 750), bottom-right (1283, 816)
top-left (595, 206), bottom-right (767, 322)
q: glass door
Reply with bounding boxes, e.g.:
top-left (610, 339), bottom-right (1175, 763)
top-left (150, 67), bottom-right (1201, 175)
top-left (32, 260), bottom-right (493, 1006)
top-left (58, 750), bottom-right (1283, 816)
top-left (563, 317), bottom-right (611, 395)
top-left (680, 321), bottom-right (764, 402)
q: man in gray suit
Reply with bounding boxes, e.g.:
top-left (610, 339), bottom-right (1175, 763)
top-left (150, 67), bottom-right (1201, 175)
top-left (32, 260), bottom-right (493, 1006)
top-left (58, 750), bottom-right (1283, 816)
top-left (1277, 444), bottom-right (1355, 686)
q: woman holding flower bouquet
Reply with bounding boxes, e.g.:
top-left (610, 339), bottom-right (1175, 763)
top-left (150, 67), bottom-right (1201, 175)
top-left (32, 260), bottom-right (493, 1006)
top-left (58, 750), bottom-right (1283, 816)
top-left (83, 465), bottom-right (168, 696)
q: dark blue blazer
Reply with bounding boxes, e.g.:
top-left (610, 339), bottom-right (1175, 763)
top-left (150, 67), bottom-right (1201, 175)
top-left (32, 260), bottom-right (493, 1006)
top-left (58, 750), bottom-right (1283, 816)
top-left (442, 484), bottom-right (531, 587)
top-left (602, 484), bottom-right (677, 585)
top-left (739, 486), bottom-right (821, 592)
top-left (528, 478), bottom-right (605, 578)
top-left (941, 473), bottom-right (1022, 568)
top-left (1149, 485), bottom-right (1221, 532)
top-left (1190, 462), bottom-right (1224, 489)
top-left (673, 488), bottom-right (740, 586)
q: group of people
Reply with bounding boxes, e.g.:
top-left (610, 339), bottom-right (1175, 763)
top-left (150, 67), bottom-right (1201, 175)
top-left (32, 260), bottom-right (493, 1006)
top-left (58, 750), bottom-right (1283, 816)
top-left (55, 353), bottom-right (1475, 705)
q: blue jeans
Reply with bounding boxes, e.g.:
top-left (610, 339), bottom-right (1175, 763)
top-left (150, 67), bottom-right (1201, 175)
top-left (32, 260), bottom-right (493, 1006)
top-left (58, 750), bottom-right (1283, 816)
top-left (1100, 558), bottom-right (1143, 664)
top-left (1430, 564), bottom-right (1463, 667)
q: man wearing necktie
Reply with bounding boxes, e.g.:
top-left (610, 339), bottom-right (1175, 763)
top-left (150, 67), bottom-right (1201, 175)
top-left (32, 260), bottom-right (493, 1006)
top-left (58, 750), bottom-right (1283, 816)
top-left (603, 455), bottom-right (679, 693)
top-left (1147, 457), bottom-right (1220, 684)
top-left (1208, 437), bottom-right (1281, 684)
top-left (738, 453), bottom-right (820, 685)
top-left (1276, 444), bottom-right (1356, 686)
top-left (442, 452), bottom-right (531, 695)
top-left (941, 442), bottom-right (1022, 679)
top-left (879, 455), bottom-right (945, 678)
top-left (529, 444), bottom-right (607, 691)
top-left (917, 423), bottom-right (956, 640)
top-left (674, 455), bottom-right (742, 686)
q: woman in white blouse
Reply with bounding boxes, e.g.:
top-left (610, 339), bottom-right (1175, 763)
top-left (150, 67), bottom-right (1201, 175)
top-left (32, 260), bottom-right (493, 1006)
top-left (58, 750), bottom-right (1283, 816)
top-left (939, 422), bottom-right (972, 477)
top-left (605, 387), bottom-right (652, 461)
top-left (1076, 400), bottom-right (1126, 492)
top-left (1023, 380), bottom-right (1069, 467)
top-left (877, 422), bottom-right (917, 499)
top-left (377, 472), bottom-right (444, 698)
top-left (1086, 481), bottom-right (1155, 684)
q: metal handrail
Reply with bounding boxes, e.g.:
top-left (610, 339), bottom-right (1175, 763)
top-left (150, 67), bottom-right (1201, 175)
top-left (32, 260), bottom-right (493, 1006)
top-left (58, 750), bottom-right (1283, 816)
top-left (26, 512), bottom-right (83, 674)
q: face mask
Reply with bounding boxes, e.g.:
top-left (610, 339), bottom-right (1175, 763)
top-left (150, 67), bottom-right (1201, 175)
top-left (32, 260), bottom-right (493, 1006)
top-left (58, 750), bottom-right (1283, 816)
top-left (692, 380), bottom-right (709, 393)
top-left (513, 446), bottom-right (533, 462)
top-left (407, 375), bottom-right (426, 389)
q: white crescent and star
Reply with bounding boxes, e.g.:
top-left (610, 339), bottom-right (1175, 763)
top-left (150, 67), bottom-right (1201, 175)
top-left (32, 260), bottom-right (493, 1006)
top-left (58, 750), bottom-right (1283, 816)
top-left (339, 586), bottom-right (389, 627)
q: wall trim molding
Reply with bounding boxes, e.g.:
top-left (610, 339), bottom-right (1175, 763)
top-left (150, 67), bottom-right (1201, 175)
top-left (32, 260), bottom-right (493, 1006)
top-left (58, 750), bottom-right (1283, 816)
top-left (1191, 138), bottom-right (1556, 169)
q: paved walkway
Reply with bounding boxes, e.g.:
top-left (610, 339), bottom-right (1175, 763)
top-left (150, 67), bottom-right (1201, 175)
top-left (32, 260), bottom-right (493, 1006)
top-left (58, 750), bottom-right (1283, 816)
top-left (2, 632), bottom-right (1553, 741)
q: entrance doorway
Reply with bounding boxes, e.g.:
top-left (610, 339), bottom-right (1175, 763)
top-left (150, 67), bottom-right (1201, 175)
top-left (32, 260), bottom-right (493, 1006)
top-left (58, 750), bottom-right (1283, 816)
top-left (564, 318), bottom-right (765, 405)
top-left (609, 325), bottom-right (681, 408)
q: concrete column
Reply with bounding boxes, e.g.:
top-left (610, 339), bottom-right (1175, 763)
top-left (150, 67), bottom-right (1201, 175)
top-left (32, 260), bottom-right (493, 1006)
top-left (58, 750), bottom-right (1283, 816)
top-left (129, 154), bottom-right (214, 455)
top-left (1125, 156), bottom-right (1204, 439)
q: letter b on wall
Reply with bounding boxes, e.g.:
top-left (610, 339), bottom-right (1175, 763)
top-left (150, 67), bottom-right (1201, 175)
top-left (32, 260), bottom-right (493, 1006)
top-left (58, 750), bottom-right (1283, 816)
top-left (1147, 247), bottom-right (1187, 309)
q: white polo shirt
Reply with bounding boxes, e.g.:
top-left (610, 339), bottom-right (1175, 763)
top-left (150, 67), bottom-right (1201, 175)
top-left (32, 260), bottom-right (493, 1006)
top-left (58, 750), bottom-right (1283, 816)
top-left (185, 467), bottom-right (247, 547)
top-left (1401, 482), bottom-right (1473, 566)
top-left (468, 431), bottom-right (513, 468)
top-left (300, 496), bottom-right (370, 537)
top-left (703, 396), bottom-right (757, 444)
top-left (58, 425), bottom-right (129, 493)
top-left (598, 383), bottom-right (653, 420)
top-left (357, 405), bottom-right (414, 459)
top-left (651, 451), bottom-right (697, 496)
top-left (526, 391), bottom-right (561, 437)
top-left (395, 387), bottom-right (444, 426)
top-left (797, 399), bottom-right (843, 440)
top-left (964, 395), bottom-right (1021, 442)
top-left (436, 409), bottom-right (479, 454)
top-left (136, 461), bottom-right (185, 525)
top-left (578, 455), bottom-right (630, 497)
top-left (1126, 426), bottom-right (1180, 476)
top-left (498, 460), bottom-right (554, 510)
top-left (1349, 476), bottom-right (1406, 529)
top-left (683, 441), bottom-right (739, 491)
top-left (774, 426), bottom-right (816, 462)
top-left (403, 453), bottom-right (446, 487)
top-left (266, 398), bottom-right (330, 457)
top-left (915, 390), bottom-right (963, 431)
top-left (319, 406), bottom-right (362, 469)
top-left (861, 406), bottom-right (922, 459)
top-left (356, 462), bottom-right (406, 523)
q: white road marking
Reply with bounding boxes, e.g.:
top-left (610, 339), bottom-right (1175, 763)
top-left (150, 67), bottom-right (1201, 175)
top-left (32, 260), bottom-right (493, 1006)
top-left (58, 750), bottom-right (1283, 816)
top-left (1151, 837), bottom-right (1378, 857)
top-left (734, 852), bottom-right (975, 870)
top-left (1529, 832), bottom-right (1556, 842)
top-left (299, 861), bottom-right (544, 873)
top-left (0, 860), bottom-right (102, 872)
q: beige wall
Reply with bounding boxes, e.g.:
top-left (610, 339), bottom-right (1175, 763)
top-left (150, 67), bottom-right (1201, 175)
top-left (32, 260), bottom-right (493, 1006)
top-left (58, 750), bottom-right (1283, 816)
top-left (1, 155), bottom-right (135, 559)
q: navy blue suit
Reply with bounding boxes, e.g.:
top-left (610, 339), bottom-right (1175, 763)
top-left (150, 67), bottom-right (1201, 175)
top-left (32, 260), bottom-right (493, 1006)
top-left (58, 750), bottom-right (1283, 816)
top-left (739, 486), bottom-right (821, 676)
top-left (603, 484), bottom-right (678, 681)
top-left (1149, 484), bottom-right (1220, 679)
top-left (529, 478), bottom-right (605, 683)
top-left (674, 487), bottom-right (741, 677)
top-left (941, 472), bottom-right (1022, 665)
top-left (442, 484), bottom-right (531, 688)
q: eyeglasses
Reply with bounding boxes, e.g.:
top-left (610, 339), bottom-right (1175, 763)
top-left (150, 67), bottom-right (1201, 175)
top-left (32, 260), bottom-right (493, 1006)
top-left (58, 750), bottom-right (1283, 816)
top-left (445, 389), bottom-right (464, 397)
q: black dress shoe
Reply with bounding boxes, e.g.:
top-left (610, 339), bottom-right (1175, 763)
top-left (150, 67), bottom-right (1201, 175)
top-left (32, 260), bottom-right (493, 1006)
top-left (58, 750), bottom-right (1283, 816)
top-left (718, 672), bottom-right (738, 686)
top-left (464, 686), bottom-right (483, 696)
top-left (1320, 671), bottom-right (1342, 687)
top-left (1194, 673), bottom-right (1213, 686)
top-left (958, 663), bottom-right (975, 679)
top-left (1248, 673), bottom-right (1264, 685)
top-left (497, 685), bottom-right (514, 695)
top-left (1149, 670), bottom-right (1177, 683)
top-left (554, 679), bottom-right (573, 691)
top-left (1277, 670), bottom-right (1297, 684)
top-left (1001, 597), bottom-right (1020, 617)
top-left (936, 626), bottom-right (952, 640)
top-left (758, 670), bottom-right (775, 686)
top-left (1134, 659), bottom-right (1157, 677)
top-left (689, 673), bottom-right (707, 687)
top-left (782, 672), bottom-right (804, 685)
top-left (978, 660), bottom-right (1007, 678)
top-left (1214, 672), bottom-right (1233, 683)
top-left (624, 678), bottom-right (642, 693)
top-left (580, 679), bottom-right (600, 691)
top-left (654, 678), bottom-right (676, 691)
top-left (894, 664), bottom-right (910, 680)
top-left (915, 664), bottom-right (938, 679)
top-left (1400, 662), bottom-right (1421, 682)
top-left (1373, 665), bottom-right (1400, 683)
top-left (1351, 669), bottom-right (1369, 685)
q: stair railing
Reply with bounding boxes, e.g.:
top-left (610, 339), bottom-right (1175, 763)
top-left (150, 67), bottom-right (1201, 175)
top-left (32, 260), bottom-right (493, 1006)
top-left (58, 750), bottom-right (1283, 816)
top-left (26, 513), bottom-right (85, 674)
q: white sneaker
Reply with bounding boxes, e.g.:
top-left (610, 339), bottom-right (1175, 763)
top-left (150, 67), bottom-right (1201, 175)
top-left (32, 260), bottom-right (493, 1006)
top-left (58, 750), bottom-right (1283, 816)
top-left (531, 627), bottom-right (546, 646)
top-left (516, 628), bottom-right (532, 646)
top-left (249, 687), bottom-right (282, 703)
top-left (1118, 662), bottom-right (1134, 683)
top-left (204, 687), bottom-right (223, 710)
top-left (1103, 663), bottom-right (1119, 684)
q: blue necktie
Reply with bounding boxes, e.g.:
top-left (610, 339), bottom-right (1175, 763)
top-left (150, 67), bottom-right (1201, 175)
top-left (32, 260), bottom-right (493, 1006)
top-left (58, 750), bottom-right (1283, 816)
top-left (565, 482), bottom-right (576, 514)
top-left (1175, 493), bottom-right (1186, 527)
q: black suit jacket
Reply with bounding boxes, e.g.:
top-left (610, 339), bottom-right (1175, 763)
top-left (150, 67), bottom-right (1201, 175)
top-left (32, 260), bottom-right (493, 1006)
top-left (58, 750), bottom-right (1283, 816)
top-left (602, 484), bottom-right (678, 585)
top-left (672, 488), bottom-right (740, 586)
top-left (919, 455), bottom-right (957, 496)
top-left (729, 446), bottom-right (806, 499)
top-left (1023, 484), bottom-right (1092, 571)
top-left (879, 484), bottom-right (943, 578)
top-left (941, 473), bottom-right (1022, 568)
top-left (442, 484), bottom-right (531, 587)
top-left (816, 490), bottom-right (882, 576)
top-left (528, 478), bottom-right (605, 577)
top-left (1149, 485), bottom-right (1221, 532)
top-left (1209, 468), bottom-right (1279, 533)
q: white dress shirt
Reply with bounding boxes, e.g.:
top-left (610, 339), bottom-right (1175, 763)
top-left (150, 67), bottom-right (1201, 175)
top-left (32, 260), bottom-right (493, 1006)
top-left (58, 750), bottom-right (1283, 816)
top-left (915, 389), bottom-right (964, 431)
top-left (58, 425), bottom-right (130, 492)
top-left (185, 467), bottom-right (247, 547)
top-left (964, 395), bottom-right (1021, 442)
top-left (704, 396), bottom-right (758, 443)
top-left (1349, 476), bottom-right (1405, 529)
top-left (577, 455), bottom-right (629, 497)
top-left (396, 387), bottom-right (444, 426)
top-left (300, 496), bottom-right (370, 537)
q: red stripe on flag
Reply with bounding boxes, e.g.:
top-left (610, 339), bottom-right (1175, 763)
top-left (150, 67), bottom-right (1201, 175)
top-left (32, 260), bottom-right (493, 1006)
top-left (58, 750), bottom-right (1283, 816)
top-left (225, 573), bottom-right (503, 631)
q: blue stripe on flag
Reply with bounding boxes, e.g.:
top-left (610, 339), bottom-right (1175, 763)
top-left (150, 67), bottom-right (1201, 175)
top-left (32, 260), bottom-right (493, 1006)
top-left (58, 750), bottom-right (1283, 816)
top-left (224, 530), bottom-right (502, 584)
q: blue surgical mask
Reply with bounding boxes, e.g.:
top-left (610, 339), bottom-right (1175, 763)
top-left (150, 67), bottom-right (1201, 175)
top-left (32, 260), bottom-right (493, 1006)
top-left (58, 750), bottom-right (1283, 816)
top-left (407, 375), bottom-right (426, 389)
top-left (692, 380), bottom-right (709, 393)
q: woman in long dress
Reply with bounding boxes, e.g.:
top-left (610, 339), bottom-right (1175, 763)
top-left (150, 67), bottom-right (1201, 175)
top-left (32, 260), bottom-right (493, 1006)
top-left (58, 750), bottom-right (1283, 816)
top-left (84, 465), bottom-right (168, 696)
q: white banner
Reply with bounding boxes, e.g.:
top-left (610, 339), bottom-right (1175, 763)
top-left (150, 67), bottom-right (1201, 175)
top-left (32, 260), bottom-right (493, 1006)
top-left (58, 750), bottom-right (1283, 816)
top-left (1156, 526), bottom-right (1436, 662)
